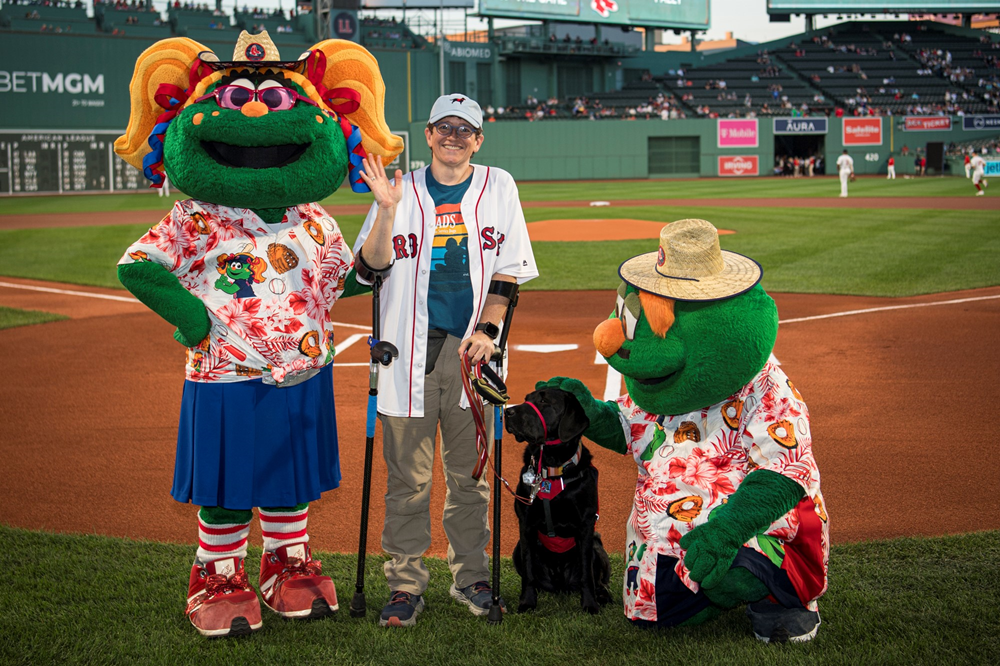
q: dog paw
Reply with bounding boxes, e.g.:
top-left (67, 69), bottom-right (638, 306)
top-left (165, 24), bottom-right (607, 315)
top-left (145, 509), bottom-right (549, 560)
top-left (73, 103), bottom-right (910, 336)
top-left (517, 601), bottom-right (538, 613)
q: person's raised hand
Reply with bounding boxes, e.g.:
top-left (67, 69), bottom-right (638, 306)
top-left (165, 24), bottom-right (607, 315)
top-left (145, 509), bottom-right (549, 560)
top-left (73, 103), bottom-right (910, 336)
top-left (358, 154), bottom-right (403, 210)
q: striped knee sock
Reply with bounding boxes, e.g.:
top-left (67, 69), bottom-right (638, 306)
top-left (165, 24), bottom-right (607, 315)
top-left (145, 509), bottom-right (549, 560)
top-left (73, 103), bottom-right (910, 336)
top-left (196, 506), bottom-right (252, 565)
top-left (259, 504), bottom-right (309, 553)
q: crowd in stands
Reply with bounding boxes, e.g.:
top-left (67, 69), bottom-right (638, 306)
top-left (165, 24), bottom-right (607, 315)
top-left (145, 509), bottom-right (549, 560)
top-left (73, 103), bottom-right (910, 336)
top-left (6, 0), bottom-right (84, 7)
top-left (240, 4), bottom-right (293, 20)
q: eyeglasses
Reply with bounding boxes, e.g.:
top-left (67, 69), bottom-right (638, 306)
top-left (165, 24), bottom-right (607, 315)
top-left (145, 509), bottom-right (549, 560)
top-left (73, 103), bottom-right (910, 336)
top-left (432, 122), bottom-right (479, 139)
top-left (195, 84), bottom-right (317, 112)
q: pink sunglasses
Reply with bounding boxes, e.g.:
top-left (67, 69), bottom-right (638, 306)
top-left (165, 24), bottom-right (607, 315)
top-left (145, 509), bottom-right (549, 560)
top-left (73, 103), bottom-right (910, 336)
top-left (195, 84), bottom-right (317, 112)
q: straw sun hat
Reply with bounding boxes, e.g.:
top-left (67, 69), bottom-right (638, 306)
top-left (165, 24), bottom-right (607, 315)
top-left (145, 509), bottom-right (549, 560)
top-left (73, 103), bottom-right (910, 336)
top-left (618, 218), bottom-right (762, 301)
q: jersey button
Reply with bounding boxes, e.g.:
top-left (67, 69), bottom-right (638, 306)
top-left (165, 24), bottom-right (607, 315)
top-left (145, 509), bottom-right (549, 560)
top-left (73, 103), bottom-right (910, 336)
top-left (416, 362), bottom-right (423, 368)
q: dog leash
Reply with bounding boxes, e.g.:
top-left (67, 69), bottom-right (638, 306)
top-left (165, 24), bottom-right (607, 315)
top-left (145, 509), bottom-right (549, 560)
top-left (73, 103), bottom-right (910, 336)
top-left (460, 356), bottom-right (541, 506)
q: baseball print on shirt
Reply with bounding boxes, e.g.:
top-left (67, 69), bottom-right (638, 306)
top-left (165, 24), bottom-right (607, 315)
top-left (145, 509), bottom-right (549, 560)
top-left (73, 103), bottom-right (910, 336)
top-left (119, 200), bottom-right (354, 385)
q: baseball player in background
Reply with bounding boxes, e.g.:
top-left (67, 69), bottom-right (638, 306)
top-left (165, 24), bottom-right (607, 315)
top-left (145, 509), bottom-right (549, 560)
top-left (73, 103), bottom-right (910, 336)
top-left (970, 153), bottom-right (988, 195)
top-left (965, 152), bottom-right (972, 178)
top-left (887, 155), bottom-right (896, 180)
top-left (837, 149), bottom-right (855, 198)
top-left (353, 93), bottom-right (538, 627)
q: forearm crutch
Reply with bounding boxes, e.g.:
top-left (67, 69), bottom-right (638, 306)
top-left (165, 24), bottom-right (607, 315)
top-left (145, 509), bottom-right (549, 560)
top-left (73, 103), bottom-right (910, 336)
top-left (486, 280), bottom-right (520, 625)
top-left (350, 262), bottom-right (397, 618)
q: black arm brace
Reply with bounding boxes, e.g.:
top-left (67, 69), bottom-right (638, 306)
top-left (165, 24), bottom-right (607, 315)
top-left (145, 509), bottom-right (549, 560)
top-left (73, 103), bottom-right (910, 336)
top-left (354, 248), bottom-right (392, 284)
top-left (487, 279), bottom-right (518, 302)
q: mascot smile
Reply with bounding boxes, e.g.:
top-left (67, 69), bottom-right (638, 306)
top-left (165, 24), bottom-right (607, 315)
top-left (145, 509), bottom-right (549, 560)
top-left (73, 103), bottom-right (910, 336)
top-left (541, 218), bottom-right (829, 643)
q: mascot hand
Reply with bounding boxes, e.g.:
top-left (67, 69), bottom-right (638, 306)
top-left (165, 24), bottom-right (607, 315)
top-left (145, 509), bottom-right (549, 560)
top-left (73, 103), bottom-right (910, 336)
top-left (679, 520), bottom-right (742, 589)
top-left (680, 470), bottom-right (806, 589)
top-left (535, 377), bottom-right (627, 453)
top-left (119, 262), bottom-right (211, 347)
top-left (173, 327), bottom-right (209, 348)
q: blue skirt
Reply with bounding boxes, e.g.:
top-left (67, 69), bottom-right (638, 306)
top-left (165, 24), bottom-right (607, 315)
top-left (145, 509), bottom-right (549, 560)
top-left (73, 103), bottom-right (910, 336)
top-left (171, 364), bottom-right (341, 510)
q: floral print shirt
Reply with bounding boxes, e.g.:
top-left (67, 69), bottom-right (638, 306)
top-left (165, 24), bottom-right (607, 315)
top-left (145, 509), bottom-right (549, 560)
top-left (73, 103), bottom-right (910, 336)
top-left (119, 200), bottom-right (353, 384)
top-left (618, 361), bottom-right (829, 622)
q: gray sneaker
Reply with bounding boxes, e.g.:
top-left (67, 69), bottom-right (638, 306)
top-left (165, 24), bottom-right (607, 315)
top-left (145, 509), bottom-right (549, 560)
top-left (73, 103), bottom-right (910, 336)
top-left (379, 591), bottom-right (424, 627)
top-left (449, 581), bottom-right (506, 617)
top-left (746, 599), bottom-right (821, 643)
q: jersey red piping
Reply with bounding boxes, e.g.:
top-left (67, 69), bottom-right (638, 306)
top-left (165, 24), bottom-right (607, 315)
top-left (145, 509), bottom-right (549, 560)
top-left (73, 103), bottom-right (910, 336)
top-left (470, 167), bottom-right (490, 330)
top-left (408, 174), bottom-right (427, 418)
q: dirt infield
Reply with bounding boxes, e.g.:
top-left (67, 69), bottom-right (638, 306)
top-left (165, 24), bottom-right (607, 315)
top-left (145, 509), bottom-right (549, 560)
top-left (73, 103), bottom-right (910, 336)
top-left (2, 278), bottom-right (999, 558)
top-left (0, 193), bottom-right (992, 231)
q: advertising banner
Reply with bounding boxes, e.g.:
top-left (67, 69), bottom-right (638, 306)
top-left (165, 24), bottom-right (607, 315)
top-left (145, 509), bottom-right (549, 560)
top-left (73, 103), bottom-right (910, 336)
top-left (904, 116), bottom-right (952, 131)
top-left (774, 117), bottom-right (828, 135)
top-left (985, 161), bottom-right (1000, 177)
top-left (843, 117), bottom-right (882, 146)
top-left (963, 115), bottom-right (1000, 131)
top-left (478, 0), bottom-right (711, 30)
top-left (718, 119), bottom-right (758, 148)
top-left (718, 155), bottom-right (759, 177)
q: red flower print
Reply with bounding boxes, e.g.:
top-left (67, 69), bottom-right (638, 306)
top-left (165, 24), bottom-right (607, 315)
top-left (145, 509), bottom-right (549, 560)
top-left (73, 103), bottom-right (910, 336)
top-left (289, 269), bottom-right (328, 321)
top-left (637, 577), bottom-right (656, 604)
top-left (150, 220), bottom-right (196, 262)
top-left (666, 524), bottom-right (683, 548)
top-left (216, 298), bottom-right (267, 340)
top-left (631, 423), bottom-right (650, 442)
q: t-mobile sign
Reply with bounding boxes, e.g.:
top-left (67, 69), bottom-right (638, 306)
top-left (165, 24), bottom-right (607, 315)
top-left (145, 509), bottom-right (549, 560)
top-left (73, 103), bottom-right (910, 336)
top-left (718, 119), bottom-right (758, 148)
top-left (843, 117), bottom-right (883, 146)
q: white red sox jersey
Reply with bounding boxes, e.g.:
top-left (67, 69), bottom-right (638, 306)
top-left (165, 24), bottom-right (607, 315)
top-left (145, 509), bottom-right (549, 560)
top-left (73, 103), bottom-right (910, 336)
top-left (616, 362), bottom-right (829, 623)
top-left (353, 165), bottom-right (538, 417)
top-left (971, 155), bottom-right (986, 174)
top-left (120, 200), bottom-right (353, 385)
top-left (836, 154), bottom-right (854, 174)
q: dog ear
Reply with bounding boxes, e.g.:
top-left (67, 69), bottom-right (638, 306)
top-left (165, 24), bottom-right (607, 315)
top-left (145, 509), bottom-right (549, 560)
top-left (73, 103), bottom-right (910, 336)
top-left (558, 391), bottom-right (590, 443)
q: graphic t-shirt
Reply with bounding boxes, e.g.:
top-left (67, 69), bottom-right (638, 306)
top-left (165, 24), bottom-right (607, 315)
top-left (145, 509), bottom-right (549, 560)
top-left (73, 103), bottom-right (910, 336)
top-left (425, 168), bottom-right (474, 337)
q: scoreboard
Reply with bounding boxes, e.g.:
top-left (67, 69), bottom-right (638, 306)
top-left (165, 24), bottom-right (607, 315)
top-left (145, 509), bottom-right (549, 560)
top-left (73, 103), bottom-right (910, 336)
top-left (0, 130), bottom-right (146, 195)
top-left (767, 1), bottom-right (1000, 11)
top-left (478, 0), bottom-right (711, 30)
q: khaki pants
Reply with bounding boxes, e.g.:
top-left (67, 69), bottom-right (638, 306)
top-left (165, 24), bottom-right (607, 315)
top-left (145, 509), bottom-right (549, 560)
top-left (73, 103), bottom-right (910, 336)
top-left (378, 334), bottom-right (493, 595)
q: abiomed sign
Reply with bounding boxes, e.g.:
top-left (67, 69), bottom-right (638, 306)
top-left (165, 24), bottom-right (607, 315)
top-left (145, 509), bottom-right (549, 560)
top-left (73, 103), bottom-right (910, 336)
top-left (718, 155), bottom-right (759, 177)
top-left (843, 117), bottom-right (882, 146)
top-left (773, 117), bottom-right (828, 135)
top-left (904, 116), bottom-right (952, 131)
top-left (718, 119), bottom-right (758, 148)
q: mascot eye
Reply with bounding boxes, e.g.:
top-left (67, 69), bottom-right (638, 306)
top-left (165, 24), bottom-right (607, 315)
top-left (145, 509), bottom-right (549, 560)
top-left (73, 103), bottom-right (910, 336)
top-left (623, 293), bottom-right (641, 340)
top-left (231, 261), bottom-right (243, 270)
top-left (615, 281), bottom-right (628, 319)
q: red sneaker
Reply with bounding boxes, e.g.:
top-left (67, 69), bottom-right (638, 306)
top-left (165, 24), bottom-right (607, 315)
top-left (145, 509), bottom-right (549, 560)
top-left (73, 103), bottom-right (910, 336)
top-left (259, 543), bottom-right (338, 618)
top-left (186, 557), bottom-right (262, 638)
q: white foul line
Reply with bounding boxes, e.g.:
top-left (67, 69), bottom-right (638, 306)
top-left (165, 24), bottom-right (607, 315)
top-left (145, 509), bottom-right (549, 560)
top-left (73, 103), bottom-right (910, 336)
top-left (0, 280), bottom-right (140, 303)
top-left (778, 294), bottom-right (1000, 324)
top-left (0, 280), bottom-right (371, 331)
top-left (334, 333), bottom-right (366, 357)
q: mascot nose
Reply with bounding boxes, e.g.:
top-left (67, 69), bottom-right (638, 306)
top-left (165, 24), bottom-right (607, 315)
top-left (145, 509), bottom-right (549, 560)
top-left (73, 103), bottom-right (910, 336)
top-left (594, 318), bottom-right (625, 359)
top-left (241, 100), bottom-right (269, 118)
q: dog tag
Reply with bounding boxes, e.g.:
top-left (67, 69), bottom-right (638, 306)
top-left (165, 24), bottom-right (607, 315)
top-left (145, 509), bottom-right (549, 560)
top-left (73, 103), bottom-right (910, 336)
top-left (522, 468), bottom-right (538, 487)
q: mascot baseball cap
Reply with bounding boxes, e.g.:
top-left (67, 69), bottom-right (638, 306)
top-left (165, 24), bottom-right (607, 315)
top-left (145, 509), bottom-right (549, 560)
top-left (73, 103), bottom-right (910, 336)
top-left (429, 94), bottom-right (483, 129)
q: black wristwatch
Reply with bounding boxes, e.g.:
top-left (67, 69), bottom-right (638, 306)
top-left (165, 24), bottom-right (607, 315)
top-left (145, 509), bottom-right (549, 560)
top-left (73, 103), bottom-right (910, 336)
top-left (475, 322), bottom-right (500, 340)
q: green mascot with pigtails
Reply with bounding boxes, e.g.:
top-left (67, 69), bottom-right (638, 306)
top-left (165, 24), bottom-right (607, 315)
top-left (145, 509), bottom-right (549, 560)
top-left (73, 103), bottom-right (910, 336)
top-left (541, 218), bottom-right (829, 643)
top-left (115, 31), bottom-right (402, 637)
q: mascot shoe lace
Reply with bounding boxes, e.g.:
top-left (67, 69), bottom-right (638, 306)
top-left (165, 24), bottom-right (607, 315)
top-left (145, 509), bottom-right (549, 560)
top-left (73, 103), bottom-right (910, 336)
top-left (186, 557), bottom-right (262, 638)
top-left (259, 543), bottom-right (338, 618)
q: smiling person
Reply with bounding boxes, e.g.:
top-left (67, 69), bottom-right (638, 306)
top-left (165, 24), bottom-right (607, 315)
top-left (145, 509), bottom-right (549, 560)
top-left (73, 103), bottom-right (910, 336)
top-left (352, 94), bottom-right (538, 627)
top-left (114, 32), bottom-right (402, 637)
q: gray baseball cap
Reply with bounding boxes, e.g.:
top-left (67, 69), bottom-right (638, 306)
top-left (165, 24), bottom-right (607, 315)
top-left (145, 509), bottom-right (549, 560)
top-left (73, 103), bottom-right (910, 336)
top-left (428, 93), bottom-right (483, 129)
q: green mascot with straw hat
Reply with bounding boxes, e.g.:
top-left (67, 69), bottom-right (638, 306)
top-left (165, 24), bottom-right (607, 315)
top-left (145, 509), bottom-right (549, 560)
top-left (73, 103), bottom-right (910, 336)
top-left (540, 218), bottom-right (829, 642)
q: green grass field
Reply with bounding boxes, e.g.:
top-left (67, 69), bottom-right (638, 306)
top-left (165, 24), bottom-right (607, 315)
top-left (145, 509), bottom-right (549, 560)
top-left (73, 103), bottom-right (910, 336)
top-left (2, 179), bottom-right (999, 661)
top-left (0, 176), bottom-right (982, 216)
top-left (1, 179), bottom-right (998, 296)
top-left (2, 526), bottom-right (998, 665)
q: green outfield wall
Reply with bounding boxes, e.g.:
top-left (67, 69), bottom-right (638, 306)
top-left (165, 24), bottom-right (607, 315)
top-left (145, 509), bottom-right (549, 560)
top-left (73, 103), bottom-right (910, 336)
top-left (3, 32), bottom-right (998, 192)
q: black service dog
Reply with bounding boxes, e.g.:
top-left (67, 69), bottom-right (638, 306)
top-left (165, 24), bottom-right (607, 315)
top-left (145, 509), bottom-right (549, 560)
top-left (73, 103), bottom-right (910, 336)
top-left (504, 387), bottom-right (612, 614)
